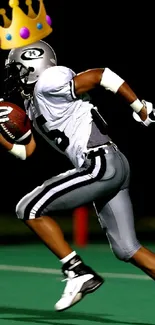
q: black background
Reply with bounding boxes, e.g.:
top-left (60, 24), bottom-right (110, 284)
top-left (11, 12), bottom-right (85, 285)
top-left (0, 0), bottom-right (155, 219)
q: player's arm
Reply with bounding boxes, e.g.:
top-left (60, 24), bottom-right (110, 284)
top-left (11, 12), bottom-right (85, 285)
top-left (0, 133), bottom-right (36, 159)
top-left (73, 68), bottom-right (148, 122)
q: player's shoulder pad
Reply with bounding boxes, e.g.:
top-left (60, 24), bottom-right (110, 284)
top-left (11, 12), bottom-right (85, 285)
top-left (37, 66), bottom-right (76, 92)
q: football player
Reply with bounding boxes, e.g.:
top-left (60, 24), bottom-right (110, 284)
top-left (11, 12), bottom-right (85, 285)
top-left (0, 40), bottom-right (155, 312)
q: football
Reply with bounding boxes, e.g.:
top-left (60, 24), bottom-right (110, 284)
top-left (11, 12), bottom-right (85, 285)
top-left (0, 101), bottom-right (32, 144)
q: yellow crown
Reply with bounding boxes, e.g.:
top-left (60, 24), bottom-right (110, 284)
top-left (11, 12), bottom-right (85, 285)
top-left (0, 0), bottom-right (53, 50)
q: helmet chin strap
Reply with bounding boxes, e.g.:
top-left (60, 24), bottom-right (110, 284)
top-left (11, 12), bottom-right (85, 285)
top-left (21, 80), bottom-right (36, 100)
top-left (21, 90), bottom-right (31, 100)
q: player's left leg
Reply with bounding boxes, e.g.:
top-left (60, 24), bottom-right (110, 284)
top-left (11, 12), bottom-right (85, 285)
top-left (94, 188), bottom-right (155, 280)
top-left (25, 214), bottom-right (104, 312)
top-left (15, 146), bottom-right (133, 309)
top-left (16, 158), bottom-right (108, 311)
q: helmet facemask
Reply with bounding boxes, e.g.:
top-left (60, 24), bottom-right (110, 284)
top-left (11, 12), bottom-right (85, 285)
top-left (3, 60), bottom-right (33, 100)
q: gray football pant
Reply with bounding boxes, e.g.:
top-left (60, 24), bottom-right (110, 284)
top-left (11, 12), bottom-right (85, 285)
top-left (16, 145), bottom-right (141, 261)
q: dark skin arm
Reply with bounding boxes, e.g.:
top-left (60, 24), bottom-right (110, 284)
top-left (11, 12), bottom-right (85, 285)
top-left (73, 68), bottom-right (147, 121)
top-left (0, 133), bottom-right (36, 157)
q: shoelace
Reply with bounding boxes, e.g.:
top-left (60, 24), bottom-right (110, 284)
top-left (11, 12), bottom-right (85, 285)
top-left (60, 271), bottom-right (78, 298)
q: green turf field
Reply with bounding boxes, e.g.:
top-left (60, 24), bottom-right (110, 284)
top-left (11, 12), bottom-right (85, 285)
top-left (0, 242), bottom-right (155, 325)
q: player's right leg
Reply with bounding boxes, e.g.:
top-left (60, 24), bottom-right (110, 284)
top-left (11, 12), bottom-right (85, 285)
top-left (93, 150), bottom-right (155, 280)
top-left (94, 187), bottom-right (155, 280)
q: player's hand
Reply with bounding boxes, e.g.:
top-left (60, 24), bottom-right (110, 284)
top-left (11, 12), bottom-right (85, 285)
top-left (0, 105), bottom-right (12, 123)
top-left (133, 100), bottom-right (155, 126)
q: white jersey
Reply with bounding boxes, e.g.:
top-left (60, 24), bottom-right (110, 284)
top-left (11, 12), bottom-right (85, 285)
top-left (25, 65), bottom-right (95, 168)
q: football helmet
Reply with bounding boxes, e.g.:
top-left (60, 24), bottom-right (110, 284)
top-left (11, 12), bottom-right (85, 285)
top-left (3, 40), bottom-right (57, 99)
top-left (6, 40), bottom-right (57, 84)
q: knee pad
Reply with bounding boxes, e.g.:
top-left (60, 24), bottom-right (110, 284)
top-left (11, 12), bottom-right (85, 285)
top-left (107, 233), bottom-right (141, 261)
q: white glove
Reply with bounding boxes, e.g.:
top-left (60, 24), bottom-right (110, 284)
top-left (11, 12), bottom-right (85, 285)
top-left (133, 100), bottom-right (155, 126)
top-left (0, 105), bottom-right (12, 123)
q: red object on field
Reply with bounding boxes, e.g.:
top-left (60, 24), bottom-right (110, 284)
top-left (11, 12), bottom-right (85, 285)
top-left (73, 207), bottom-right (88, 246)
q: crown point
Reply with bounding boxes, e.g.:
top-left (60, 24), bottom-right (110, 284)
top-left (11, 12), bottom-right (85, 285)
top-left (46, 15), bottom-right (52, 26)
top-left (19, 27), bottom-right (30, 39)
top-left (0, 8), bottom-right (11, 28)
top-left (9, 0), bottom-right (19, 9)
top-left (26, 0), bottom-right (32, 6)
top-left (0, 8), bottom-right (6, 15)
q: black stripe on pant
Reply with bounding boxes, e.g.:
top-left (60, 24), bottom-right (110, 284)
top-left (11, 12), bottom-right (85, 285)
top-left (23, 149), bottom-right (106, 220)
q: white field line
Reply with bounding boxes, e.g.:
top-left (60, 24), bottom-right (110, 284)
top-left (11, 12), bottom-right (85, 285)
top-left (0, 264), bottom-right (151, 280)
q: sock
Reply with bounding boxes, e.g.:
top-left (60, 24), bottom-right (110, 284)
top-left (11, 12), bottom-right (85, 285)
top-left (60, 251), bottom-right (77, 264)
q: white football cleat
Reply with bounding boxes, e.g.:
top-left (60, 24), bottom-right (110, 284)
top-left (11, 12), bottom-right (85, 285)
top-left (54, 257), bottom-right (104, 312)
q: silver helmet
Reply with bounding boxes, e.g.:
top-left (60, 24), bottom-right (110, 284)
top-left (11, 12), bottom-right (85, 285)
top-left (6, 40), bottom-right (57, 85)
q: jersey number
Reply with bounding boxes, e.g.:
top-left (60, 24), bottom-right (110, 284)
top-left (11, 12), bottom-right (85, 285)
top-left (36, 115), bottom-right (69, 151)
